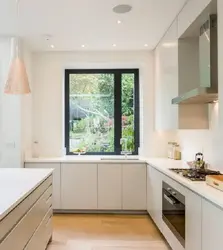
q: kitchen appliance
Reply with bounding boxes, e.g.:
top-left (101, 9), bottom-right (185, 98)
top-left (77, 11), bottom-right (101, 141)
top-left (170, 168), bottom-right (221, 181)
top-left (206, 175), bottom-right (223, 191)
top-left (162, 182), bottom-right (185, 247)
top-left (172, 14), bottom-right (218, 104)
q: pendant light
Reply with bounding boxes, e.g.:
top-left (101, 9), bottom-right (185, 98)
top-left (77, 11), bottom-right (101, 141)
top-left (4, 0), bottom-right (31, 95)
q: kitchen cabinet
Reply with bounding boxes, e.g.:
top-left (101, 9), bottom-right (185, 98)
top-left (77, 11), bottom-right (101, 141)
top-left (61, 163), bottom-right (97, 210)
top-left (155, 19), bottom-right (178, 130)
top-left (178, 0), bottom-right (212, 38)
top-left (202, 199), bottom-right (223, 250)
top-left (25, 163), bottom-right (61, 209)
top-left (98, 164), bottom-right (122, 210)
top-left (185, 190), bottom-right (202, 250)
top-left (122, 164), bottom-right (147, 210)
top-left (147, 165), bottom-right (163, 229)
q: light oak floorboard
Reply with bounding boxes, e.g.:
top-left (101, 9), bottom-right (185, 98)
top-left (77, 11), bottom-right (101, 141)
top-left (47, 214), bottom-right (171, 250)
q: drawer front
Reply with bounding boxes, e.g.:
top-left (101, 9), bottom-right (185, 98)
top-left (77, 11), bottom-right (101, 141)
top-left (0, 175), bottom-right (52, 242)
top-left (0, 185), bottom-right (53, 250)
top-left (25, 208), bottom-right (53, 250)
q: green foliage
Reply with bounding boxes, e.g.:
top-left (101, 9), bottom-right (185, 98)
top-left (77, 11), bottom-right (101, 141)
top-left (69, 73), bottom-right (135, 153)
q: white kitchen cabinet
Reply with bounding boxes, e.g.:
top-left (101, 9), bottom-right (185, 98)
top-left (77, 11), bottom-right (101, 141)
top-left (61, 163), bottom-right (97, 210)
top-left (185, 190), bottom-right (202, 250)
top-left (155, 19), bottom-right (178, 130)
top-left (147, 165), bottom-right (163, 230)
top-left (202, 199), bottom-right (223, 250)
top-left (25, 163), bottom-right (61, 209)
top-left (98, 164), bottom-right (122, 210)
top-left (122, 164), bottom-right (146, 210)
top-left (178, 0), bottom-right (212, 38)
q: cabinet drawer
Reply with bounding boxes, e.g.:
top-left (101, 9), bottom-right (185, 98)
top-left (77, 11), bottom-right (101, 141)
top-left (24, 208), bottom-right (53, 250)
top-left (0, 185), bottom-right (53, 250)
top-left (0, 175), bottom-right (52, 242)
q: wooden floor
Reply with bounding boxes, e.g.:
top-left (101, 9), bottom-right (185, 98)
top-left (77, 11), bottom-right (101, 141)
top-left (47, 214), bottom-right (170, 250)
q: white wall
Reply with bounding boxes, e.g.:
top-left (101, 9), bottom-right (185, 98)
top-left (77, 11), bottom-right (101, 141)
top-left (177, 103), bottom-right (220, 168)
top-left (0, 38), bottom-right (22, 167)
top-left (31, 51), bottom-right (175, 157)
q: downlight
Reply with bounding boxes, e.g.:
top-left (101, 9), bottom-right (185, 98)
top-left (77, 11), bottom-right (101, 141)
top-left (113, 4), bottom-right (132, 14)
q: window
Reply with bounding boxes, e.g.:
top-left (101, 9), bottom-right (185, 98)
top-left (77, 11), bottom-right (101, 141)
top-left (65, 69), bottom-right (139, 155)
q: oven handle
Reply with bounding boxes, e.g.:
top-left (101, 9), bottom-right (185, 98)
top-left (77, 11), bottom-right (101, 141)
top-left (164, 193), bottom-right (177, 205)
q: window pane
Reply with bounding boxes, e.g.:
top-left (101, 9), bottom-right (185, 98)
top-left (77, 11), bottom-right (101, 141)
top-left (121, 74), bottom-right (135, 153)
top-left (69, 74), bottom-right (115, 153)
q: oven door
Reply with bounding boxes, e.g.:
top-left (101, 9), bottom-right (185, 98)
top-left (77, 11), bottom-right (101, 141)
top-left (162, 182), bottom-right (185, 247)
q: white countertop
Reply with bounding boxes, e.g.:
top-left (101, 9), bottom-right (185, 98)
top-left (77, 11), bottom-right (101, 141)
top-left (147, 158), bottom-right (223, 210)
top-left (25, 155), bottom-right (146, 163)
top-left (0, 168), bottom-right (53, 221)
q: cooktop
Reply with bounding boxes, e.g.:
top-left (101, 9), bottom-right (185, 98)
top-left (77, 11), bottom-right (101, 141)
top-left (169, 168), bottom-right (221, 181)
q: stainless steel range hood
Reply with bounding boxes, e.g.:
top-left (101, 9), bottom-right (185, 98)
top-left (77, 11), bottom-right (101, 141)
top-left (172, 15), bottom-right (218, 104)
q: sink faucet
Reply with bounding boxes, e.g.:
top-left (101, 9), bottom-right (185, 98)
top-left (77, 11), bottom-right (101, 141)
top-left (120, 138), bottom-right (132, 159)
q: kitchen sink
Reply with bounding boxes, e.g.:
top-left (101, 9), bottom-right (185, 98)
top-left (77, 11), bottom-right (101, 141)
top-left (100, 157), bottom-right (139, 161)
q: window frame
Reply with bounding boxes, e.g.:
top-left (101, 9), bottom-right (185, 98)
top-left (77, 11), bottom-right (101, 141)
top-left (64, 68), bottom-right (140, 155)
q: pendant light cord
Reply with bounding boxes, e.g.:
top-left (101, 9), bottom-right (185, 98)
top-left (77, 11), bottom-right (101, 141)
top-left (16, 0), bottom-right (20, 57)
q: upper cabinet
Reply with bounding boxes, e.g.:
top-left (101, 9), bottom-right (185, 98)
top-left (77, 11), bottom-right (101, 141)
top-left (178, 0), bottom-right (212, 38)
top-left (155, 20), bottom-right (179, 130)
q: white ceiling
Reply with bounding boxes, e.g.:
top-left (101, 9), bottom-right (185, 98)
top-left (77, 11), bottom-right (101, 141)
top-left (0, 0), bottom-right (187, 51)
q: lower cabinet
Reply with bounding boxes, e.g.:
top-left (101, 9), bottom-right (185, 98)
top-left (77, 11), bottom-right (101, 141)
top-left (122, 164), bottom-right (147, 210)
top-left (98, 164), bottom-right (122, 210)
top-left (147, 165), bottom-right (162, 229)
top-left (25, 163), bottom-right (61, 209)
top-left (185, 190), bottom-right (202, 250)
top-left (61, 163), bottom-right (98, 210)
top-left (202, 199), bottom-right (223, 250)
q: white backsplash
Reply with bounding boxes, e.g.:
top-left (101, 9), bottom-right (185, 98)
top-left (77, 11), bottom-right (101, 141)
top-left (177, 103), bottom-right (223, 171)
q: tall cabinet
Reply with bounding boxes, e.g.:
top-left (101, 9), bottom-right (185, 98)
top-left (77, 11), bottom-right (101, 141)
top-left (155, 20), bottom-right (178, 130)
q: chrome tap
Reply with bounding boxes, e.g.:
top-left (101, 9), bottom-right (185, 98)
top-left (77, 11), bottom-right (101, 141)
top-left (120, 138), bottom-right (132, 158)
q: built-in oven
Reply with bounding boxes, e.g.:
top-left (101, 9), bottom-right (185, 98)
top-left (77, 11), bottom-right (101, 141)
top-left (162, 182), bottom-right (185, 247)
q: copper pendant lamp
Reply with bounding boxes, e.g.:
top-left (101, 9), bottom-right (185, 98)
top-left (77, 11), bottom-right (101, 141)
top-left (4, 0), bottom-right (31, 95)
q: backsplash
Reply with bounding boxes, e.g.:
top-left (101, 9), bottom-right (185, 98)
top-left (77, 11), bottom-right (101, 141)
top-left (177, 103), bottom-right (223, 171)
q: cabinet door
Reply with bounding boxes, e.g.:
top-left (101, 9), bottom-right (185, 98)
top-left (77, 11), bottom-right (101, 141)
top-left (155, 20), bottom-right (178, 130)
top-left (185, 191), bottom-right (202, 250)
top-left (98, 164), bottom-right (122, 210)
top-left (122, 164), bottom-right (146, 210)
top-left (61, 163), bottom-right (97, 210)
top-left (202, 199), bottom-right (223, 250)
top-left (25, 163), bottom-right (61, 209)
top-left (147, 165), bottom-right (163, 230)
top-left (178, 0), bottom-right (212, 37)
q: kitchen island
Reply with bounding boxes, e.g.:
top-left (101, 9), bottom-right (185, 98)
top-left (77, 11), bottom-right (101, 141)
top-left (0, 168), bottom-right (53, 250)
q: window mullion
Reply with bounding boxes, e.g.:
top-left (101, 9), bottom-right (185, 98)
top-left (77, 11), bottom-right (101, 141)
top-left (114, 72), bottom-right (122, 155)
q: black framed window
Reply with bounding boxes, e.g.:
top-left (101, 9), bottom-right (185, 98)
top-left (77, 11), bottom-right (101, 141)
top-left (65, 69), bottom-right (139, 155)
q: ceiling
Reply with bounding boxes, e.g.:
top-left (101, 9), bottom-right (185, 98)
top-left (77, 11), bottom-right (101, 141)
top-left (0, 0), bottom-right (188, 51)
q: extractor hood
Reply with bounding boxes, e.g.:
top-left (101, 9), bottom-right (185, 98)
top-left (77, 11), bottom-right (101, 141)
top-left (172, 15), bottom-right (218, 104)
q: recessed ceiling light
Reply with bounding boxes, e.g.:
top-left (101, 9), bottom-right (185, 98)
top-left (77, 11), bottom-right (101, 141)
top-left (113, 4), bottom-right (132, 14)
top-left (113, 44), bottom-right (117, 47)
top-left (50, 44), bottom-right (55, 49)
top-left (162, 42), bottom-right (177, 48)
top-left (81, 44), bottom-right (85, 48)
top-left (144, 44), bottom-right (148, 47)
top-left (117, 20), bottom-right (122, 24)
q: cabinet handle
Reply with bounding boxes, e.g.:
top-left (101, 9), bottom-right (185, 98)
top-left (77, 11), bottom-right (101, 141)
top-left (164, 194), bottom-right (176, 205)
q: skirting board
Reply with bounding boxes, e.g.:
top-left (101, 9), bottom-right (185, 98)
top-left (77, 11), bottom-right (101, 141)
top-left (53, 209), bottom-right (148, 215)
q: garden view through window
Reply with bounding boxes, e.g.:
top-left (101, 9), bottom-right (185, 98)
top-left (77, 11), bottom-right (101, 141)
top-left (65, 69), bottom-right (139, 155)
